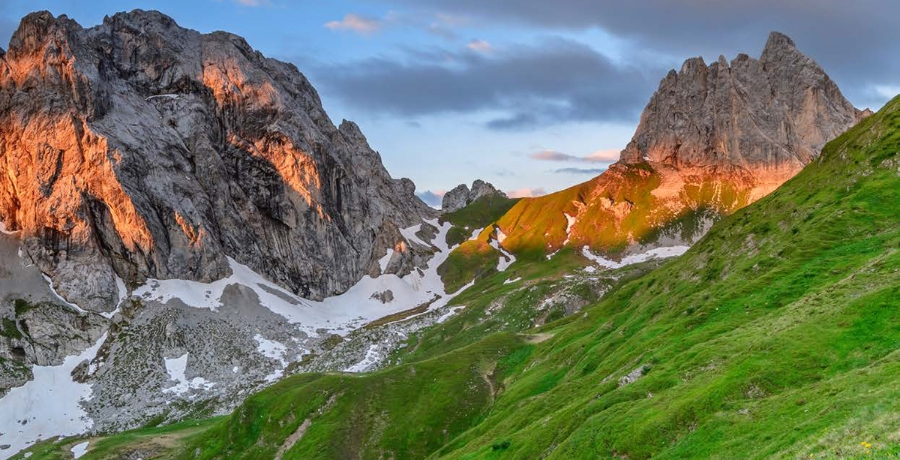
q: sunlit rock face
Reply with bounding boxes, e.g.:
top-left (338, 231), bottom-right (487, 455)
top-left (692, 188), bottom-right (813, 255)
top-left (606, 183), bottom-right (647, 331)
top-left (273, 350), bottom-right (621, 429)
top-left (496, 32), bottom-right (868, 258)
top-left (0, 11), bottom-right (435, 310)
top-left (620, 32), bottom-right (868, 199)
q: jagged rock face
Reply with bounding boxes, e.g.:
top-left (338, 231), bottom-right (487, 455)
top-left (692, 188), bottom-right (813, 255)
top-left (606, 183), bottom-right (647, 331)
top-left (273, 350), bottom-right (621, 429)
top-left (0, 11), bottom-right (435, 309)
top-left (442, 180), bottom-right (506, 212)
top-left (495, 32), bottom-right (866, 258)
top-left (620, 32), bottom-right (866, 198)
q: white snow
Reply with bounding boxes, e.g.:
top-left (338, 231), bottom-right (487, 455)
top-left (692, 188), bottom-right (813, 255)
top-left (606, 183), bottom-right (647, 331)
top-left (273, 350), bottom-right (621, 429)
top-left (254, 335), bottom-right (289, 382)
top-left (345, 345), bottom-right (380, 373)
top-left (0, 221), bottom-right (19, 235)
top-left (162, 353), bottom-right (215, 396)
top-left (399, 224), bottom-right (429, 247)
top-left (496, 228), bottom-right (507, 244)
top-left (0, 333), bottom-right (107, 459)
top-left (488, 228), bottom-right (516, 272)
top-left (581, 245), bottom-right (690, 269)
top-left (469, 227), bottom-right (484, 240)
top-left (70, 441), bottom-right (89, 459)
top-left (100, 275), bottom-right (129, 319)
top-left (436, 306), bottom-right (466, 324)
top-left (378, 249), bottom-right (394, 273)
top-left (146, 93), bottom-right (179, 100)
top-left (545, 250), bottom-right (559, 260)
top-left (503, 277), bottom-right (522, 285)
top-left (133, 218), bottom-right (465, 339)
top-left (41, 274), bottom-right (87, 314)
top-left (563, 213), bottom-right (577, 245)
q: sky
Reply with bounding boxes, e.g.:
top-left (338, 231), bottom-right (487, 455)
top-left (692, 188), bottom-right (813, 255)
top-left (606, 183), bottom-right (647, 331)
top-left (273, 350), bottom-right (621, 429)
top-left (1, 0), bottom-right (898, 206)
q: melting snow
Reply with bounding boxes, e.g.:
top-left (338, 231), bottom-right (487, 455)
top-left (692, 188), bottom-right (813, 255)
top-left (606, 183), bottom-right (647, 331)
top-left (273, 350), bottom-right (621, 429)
top-left (503, 277), bottom-right (522, 285)
top-left (133, 218), bottom-right (464, 338)
top-left (0, 221), bottom-right (18, 235)
top-left (489, 229), bottom-right (516, 272)
top-left (254, 335), bottom-right (289, 382)
top-left (378, 249), bottom-right (394, 273)
top-left (41, 274), bottom-right (87, 315)
top-left (162, 353), bottom-right (215, 395)
top-left (581, 245), bottom-right (690, 269)
top-left (0, 333), bottom-right (107, 459)
top-left (399, 224), bottom-right (429, 247)
top-left (345, 345), bottom-right (381, 373)
top-left (70, 441), bottom-right (89, 459)
top-left (436, 306), bottom-right (466, 324)
top-left (563, 213), bottom-right (577, 245)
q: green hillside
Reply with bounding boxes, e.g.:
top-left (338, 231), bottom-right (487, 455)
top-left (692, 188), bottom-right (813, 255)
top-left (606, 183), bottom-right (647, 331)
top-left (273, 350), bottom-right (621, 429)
top-left (15, 96), bottom-right (900, 459)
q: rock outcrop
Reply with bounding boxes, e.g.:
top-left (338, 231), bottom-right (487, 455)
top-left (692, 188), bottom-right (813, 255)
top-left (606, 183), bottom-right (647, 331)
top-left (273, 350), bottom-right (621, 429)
top-left (493, 32), bottom-right (868, 258)
top-left (619, 32), bottom-right (866, 198)
top-left (442, 180), bottom-right (506, 212)
top-left (0, 11), bottom-right (436, 310)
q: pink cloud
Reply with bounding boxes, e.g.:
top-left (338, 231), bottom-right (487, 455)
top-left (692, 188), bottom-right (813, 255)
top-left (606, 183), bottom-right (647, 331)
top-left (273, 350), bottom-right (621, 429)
top-left (325, 14), bottom-right (381, 36)
top-left (507, 187), bottom-right (547, 198)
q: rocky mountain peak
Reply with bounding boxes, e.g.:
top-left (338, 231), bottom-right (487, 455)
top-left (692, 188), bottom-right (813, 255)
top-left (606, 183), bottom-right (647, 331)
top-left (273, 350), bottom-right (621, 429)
top-left (0, 10), bottom-right (436, 308)
top-left (619, 31), bottom-right (866, 178)
top-left (442, 180), bottom-right (506, 212)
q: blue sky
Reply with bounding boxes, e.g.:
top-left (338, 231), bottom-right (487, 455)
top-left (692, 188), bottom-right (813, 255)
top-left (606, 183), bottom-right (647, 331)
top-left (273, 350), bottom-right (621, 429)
top-left (1, 0), bottom-right (898, 205)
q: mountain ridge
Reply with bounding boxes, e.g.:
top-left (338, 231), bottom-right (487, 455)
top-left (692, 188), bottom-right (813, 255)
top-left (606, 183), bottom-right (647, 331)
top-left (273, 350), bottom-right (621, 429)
top-left (0, 10), bottom-right (435, 310)
top-left (488, 31), bottom-right (867, 263)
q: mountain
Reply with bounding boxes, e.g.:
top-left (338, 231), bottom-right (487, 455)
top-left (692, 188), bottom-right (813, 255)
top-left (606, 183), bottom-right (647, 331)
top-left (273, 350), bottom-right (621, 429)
top-left (441, 180), bottom-right (506, 212)
top-left (0, 10), bottom-right (435, 312)
top-left (0, 11), bottom-right (468, 454)
top-left (23, 92), bottom-right (899, 460)
top-left (492, 32), bottom-right (867, 261)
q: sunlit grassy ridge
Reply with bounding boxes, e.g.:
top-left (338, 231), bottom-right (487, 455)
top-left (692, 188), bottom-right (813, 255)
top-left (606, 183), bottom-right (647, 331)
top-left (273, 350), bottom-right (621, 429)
top-left (14, 96), bottom-right (900, 459)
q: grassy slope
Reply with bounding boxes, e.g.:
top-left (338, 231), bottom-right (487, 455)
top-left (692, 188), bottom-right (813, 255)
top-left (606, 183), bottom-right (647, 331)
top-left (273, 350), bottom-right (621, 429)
top-left (16, 97), bottom-right (900, 459)
top-left (438, 194), bottom-right (519, 291)
top-left (428, 96), bottom-right (900, 459)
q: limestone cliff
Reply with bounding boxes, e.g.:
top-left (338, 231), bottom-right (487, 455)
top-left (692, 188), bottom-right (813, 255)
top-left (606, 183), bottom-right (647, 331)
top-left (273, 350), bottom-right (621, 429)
top-left (0, 11), bottom-right (436, 310)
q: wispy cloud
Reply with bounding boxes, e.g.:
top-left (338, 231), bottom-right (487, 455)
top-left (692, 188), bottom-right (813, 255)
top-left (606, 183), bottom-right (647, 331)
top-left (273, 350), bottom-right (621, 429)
top-left (467, 39), bottom-right (492, 53)
top-left (233, 0), bottom-right (269, 6)
top-left (555, 168), bottom-right (606, 174)
top-left (529, 149), bottom-right (619, 163)
top-left (507, 187), bottom-right (547, 198)
top-left (325, 14), bottom-right (381, 36)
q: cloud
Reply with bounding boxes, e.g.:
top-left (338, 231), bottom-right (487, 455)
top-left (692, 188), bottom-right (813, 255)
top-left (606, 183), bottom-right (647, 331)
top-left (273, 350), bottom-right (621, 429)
top-left (555, 168), bottom-right (606, 174)
top-left (416, 190), bottom-right (444, 207)
top-left (529, 149), bottom-right (619, 163)
top-left (379, 0), bottom-right (900, 109)
top-left (583, 149), bottom-right (619, 162)
top-left (507, 188), bottom-right (547, 198)
top-left (308, 37), bottom-right (653, 129)
top-left (530, 150), bottom-right (578, 162)
top-left (325, 14), bottom-right (382, 36)
top-left (467, 39), bottom-right (492, 53)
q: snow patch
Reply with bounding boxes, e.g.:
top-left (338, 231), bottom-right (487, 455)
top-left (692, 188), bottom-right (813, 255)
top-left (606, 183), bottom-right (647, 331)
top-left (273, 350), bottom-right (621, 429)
top-left (41, 274), bottom-right (87, 314)
top-left (503, 277), bottom-right (522, 285)
top-left (0, 221), bottom-right (18, 235)
top-left (399, 224), bottom-right (428, 247)
top-left (146, 93), bottom-right (179, 100)
top-left (378, 249), bottom-right (394, 273)
top-left (436, 306), bottom-right (466, 324)
top-left (581, 245), bottom-right (690, 269)
top-left (70, 441), bottom-right (89, 459)
top-left (563, 213), bottom-right (577, 245)
top-left (133, 218), bottom-right (464, 339)
top-left (0, 333), bottom-right (107, 458)
top-left (345, 345), bottom-right (380, 373)
top-left (162, 353), bottom-right (215, 396)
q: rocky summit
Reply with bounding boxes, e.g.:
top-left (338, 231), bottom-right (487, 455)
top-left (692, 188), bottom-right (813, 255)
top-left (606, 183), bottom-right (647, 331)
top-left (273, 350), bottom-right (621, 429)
top-left (0, 10), bottom-right (435, 312)
top-left (490, 32), bottom-right (868, 259)
top-left (442, 180), bottom-right (506, 212)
